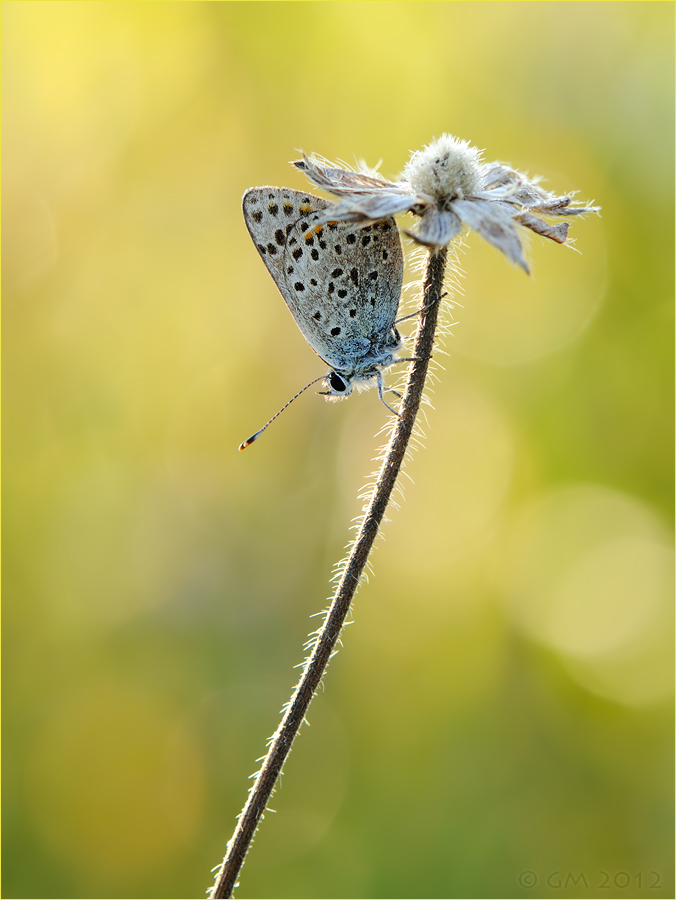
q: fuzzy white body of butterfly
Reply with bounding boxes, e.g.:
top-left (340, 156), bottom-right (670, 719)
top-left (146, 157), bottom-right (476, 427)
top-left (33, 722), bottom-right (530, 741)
top-left (242, 187), bottom-right (404, 403)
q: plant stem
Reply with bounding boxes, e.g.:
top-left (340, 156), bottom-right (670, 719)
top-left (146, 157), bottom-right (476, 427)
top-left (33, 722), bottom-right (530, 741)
top-left (210, 244), bottom-right (449, 899)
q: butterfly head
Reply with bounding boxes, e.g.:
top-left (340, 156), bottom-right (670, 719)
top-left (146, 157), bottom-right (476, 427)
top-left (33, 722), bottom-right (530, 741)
top-left (318, 370), bottom-right (353, 401)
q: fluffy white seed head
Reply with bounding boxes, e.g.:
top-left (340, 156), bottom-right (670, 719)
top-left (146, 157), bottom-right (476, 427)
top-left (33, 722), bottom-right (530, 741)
top-left (404, 134), bottom-right (483, 201)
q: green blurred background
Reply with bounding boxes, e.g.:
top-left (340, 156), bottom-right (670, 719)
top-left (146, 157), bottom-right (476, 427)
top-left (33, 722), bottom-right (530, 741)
top-left (3, 2), bottom-right (673, 898)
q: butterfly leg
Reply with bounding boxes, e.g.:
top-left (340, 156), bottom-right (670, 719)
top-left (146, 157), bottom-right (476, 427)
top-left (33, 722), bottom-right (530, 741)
top-left (376, 369), bottom-right (401, 417)
top-left (394, 356), bottom-right (433, 363)
top-left (394, 292), bottom-right (448, 325)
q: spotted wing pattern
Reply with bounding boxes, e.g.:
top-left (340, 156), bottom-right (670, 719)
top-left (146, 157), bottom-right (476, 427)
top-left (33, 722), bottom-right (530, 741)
top-left (242, 188), bottom-right (403, 373)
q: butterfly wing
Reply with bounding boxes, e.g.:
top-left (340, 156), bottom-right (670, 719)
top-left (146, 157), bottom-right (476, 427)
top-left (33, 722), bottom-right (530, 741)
top-left (242, 188), bottom-right (403, 372)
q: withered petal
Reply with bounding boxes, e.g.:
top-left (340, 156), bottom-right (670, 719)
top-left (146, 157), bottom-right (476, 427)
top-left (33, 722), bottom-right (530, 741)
top-left (515, 211), bottom-right (569, 244)
top-left (351, 193), bottom-right (419, 217)
top-left (543, 201), bottom-right (601, 217)
top-left (479, 163), bottom-right (516, 190)
top-left (452, 198), bottom-right (529, 273)
top-left (406, 207), bottom-right (463, 247)
top-left (293, 155), bottom-right (401, 197)
top-left (313, 193), bottom-right (417, 226)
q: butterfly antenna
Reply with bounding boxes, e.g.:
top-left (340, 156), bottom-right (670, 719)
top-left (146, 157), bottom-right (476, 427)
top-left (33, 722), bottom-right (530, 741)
top-left (239, 374), bottom-right (328, 450)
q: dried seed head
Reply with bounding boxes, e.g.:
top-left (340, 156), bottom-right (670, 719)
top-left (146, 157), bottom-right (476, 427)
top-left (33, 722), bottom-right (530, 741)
top-left (296, 138), bottom-right (600, 261)
top-left (403, 134), bottom-right (483, 202)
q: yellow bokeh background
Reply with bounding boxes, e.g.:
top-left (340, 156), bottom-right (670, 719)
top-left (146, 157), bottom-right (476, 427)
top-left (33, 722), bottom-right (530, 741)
top-left (3, 2), bottom-right (673, 898)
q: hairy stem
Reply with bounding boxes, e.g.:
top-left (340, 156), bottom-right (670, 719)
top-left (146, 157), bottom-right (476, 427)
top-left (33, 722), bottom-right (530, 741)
top-left (210, 244), bottom-right (448, 898)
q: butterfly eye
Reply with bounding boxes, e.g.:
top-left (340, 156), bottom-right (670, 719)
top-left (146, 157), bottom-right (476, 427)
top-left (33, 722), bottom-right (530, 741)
top-left (329, 373), bottom-right (347, 392)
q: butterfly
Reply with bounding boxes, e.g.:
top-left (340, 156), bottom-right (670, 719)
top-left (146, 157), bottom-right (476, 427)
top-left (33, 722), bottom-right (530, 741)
top-left (240, 187), bottom-right (405, 448)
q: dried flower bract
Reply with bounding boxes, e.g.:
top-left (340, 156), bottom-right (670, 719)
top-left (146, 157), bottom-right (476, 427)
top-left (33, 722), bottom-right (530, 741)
top-left (295, 134), bottom-right (600, 274)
